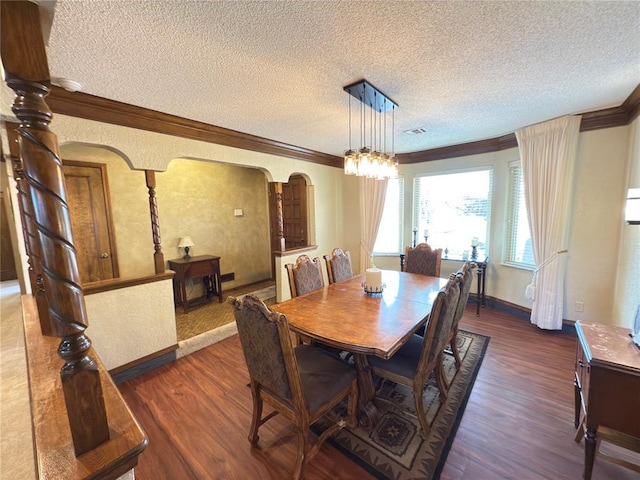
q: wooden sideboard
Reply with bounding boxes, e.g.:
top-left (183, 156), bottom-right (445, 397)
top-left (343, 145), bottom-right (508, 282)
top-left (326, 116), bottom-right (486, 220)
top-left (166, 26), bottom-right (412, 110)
top-left (169, 255), bottom-right (222, 313)
top-left (574, 321), bottom-right (640, 479)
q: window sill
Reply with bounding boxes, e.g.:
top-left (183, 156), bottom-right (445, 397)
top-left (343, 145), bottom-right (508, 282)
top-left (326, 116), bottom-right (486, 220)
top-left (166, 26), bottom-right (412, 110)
top-left (501, 261), bottom-right (535, 272)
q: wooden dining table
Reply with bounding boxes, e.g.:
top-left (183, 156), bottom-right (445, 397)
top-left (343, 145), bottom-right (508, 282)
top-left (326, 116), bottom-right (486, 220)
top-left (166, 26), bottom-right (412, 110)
top-left (274, 270), bottom-right (447, 429)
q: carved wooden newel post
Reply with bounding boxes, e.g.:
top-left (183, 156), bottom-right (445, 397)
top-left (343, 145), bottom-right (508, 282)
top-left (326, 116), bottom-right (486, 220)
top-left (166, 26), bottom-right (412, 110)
top-left (1, 1), bottom-right (109, 455)
top-left (6, 128), bottom-right (53, 335)
top-left (274, 182), bottom-right (286, 251)
top-left (145, 170), bottom-right (165, 274)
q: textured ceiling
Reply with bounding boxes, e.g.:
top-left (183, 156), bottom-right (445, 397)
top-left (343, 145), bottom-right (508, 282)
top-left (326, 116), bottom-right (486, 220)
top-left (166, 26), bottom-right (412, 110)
top-left (39, 1), bottom-right (640, 157)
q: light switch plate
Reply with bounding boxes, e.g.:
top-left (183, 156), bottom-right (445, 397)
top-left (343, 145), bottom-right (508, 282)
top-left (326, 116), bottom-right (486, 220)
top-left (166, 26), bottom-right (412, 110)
top-left (234, 209), bottom-right (243, 217)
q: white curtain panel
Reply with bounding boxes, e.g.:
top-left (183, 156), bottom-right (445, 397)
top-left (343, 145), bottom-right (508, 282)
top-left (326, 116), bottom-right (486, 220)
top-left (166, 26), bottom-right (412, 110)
top-left (359, 177), bottom-right (388, 273)
top-left (516, 115), bottom-right (581, 330)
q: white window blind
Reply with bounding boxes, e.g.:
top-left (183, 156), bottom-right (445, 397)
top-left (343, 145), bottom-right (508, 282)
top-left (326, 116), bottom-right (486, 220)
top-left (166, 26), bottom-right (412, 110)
top-left (505, 162), bottom-right (535, 268)
top-left (412, 169), bottom-right (492, 259)
top-left (373, 176), bottom-right (404, 255)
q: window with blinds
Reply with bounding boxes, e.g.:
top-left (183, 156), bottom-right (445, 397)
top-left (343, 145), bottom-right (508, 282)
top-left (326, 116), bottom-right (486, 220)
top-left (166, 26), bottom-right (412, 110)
top-left (413, 169), bottom-right (492, 259)
top-left (373, 176), bottom-right (404, 255)
top-left (505, 162), bottom-right (535, 268)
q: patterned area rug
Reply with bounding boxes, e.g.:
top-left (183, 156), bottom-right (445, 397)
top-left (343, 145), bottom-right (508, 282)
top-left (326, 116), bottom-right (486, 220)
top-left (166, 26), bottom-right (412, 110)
top-left (314, 330), bottom-right (489, 480)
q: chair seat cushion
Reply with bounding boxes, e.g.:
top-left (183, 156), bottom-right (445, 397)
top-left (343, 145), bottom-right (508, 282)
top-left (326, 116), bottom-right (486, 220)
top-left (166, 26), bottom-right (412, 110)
top-left (295, 345), bottom-right (356, 415)
top-left (368, 334), bottom-right (423, 379)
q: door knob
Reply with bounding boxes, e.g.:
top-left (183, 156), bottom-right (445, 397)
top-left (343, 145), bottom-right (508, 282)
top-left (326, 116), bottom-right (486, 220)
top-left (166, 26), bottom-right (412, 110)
top-left (100, 253), bottom-right (109, 258)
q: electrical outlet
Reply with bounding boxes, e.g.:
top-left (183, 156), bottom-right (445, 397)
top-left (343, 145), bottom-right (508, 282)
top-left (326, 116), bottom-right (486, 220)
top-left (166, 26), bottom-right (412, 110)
top-left (575, 301), bottom-right (584, 313)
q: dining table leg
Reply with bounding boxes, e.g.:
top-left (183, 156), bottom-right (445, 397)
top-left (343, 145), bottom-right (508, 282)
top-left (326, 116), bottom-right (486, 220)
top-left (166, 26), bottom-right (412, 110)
top-left (353, 353), bottom-right (380, 431)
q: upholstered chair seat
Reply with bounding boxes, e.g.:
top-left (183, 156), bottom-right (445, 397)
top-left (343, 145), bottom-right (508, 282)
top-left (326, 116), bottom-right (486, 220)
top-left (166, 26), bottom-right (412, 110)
top-left (295, 345), bottom-right (355, 414)
top-left (369, 334), bottom-right (423, 378)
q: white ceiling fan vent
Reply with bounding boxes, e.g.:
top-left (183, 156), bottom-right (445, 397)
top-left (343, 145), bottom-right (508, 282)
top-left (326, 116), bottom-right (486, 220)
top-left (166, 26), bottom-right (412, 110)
top-left (404, 127), bottom-right (428, 135)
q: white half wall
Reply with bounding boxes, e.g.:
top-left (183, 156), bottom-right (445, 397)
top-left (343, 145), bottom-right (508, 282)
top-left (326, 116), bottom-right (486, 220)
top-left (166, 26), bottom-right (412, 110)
top-left (84, 279), bottom-right (177, 370)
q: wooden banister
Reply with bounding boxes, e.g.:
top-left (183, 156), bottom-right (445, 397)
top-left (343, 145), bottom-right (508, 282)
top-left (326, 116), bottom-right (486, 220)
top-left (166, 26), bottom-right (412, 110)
top-left (22, 296), bottom-right (148, 479)
top-left (2, 0), bottom-right (147, 469)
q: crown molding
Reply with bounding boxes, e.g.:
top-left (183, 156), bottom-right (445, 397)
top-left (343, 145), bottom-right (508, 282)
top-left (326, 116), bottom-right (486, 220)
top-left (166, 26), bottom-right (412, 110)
top-left (46, 83), bottom-right (640, 167)
top-left (623, 83), bottom-right (640, 123)
top-left (396, 134), bottom-right (518, 164)
top-left (46, 87), bottom-right (343, 168)
top-left (398, 84), bottom-right (640, 164)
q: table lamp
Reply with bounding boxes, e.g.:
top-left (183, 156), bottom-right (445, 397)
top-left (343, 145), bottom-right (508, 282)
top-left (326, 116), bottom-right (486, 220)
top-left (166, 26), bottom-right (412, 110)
top-left (178, 236), bottom-right (195, 259)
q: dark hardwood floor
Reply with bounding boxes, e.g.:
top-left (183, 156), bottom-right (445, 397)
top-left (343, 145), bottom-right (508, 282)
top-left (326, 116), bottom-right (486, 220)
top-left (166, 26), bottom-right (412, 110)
top-left (119, 306), bottom-right (638, 479)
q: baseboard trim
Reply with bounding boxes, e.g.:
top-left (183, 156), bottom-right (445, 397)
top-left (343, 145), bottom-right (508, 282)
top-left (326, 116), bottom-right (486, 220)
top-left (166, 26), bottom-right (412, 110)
top-left (110, 344), bottom-right (178, 384)
top-left (474, 295), bottom-right (575, 335)
top-left (224, 278), bottom-right (274, 294)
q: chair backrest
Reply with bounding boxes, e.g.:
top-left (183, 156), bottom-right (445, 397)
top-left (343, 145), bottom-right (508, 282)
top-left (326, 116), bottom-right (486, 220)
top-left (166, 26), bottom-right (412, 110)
top-left (451, 261), bottom-right (477, 329)
top-left (231, 294), bottom-right (304, 408)
top-left (323, 248), bottom-right (353, 284)
top-left (403, 243), bottom-right (443, 277)
top-left (417, 276), bottom-right (460, 374)
top-left (285, 255), bottom-right (324, 298)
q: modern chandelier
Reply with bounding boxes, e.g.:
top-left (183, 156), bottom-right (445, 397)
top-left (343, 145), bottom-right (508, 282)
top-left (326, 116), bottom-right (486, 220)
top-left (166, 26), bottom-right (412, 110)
top-left (343, 79), bottom-right (399, 180)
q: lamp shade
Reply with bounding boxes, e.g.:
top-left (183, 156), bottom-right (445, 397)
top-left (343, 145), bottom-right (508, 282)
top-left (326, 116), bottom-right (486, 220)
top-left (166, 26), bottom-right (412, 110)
top-left (177, 236), bottom-right (195, 248)
top-left (626, 188), bottom-right (640, 225)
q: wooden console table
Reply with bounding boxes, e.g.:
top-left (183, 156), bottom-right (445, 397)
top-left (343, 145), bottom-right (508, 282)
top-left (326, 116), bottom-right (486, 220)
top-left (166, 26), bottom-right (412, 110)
top-left (169, 255), bottom-right (222, 313)
top-left (574, 321), bottom-right (640, 479)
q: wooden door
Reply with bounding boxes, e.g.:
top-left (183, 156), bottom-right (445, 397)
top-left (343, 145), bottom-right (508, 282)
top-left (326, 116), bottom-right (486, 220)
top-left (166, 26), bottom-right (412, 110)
top-left (282, 175), bottom-right (307, 248)
top-left (0, 195), bottom-right (18, 281)
top-left (62, 161), bottom-right (119, 283)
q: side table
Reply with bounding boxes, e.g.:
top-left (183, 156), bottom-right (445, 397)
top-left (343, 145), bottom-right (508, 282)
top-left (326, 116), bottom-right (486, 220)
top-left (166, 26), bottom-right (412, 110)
top-left (168, 255), bottom-right (223, 314)
top-left (473, 257), bottom-right (489, 316)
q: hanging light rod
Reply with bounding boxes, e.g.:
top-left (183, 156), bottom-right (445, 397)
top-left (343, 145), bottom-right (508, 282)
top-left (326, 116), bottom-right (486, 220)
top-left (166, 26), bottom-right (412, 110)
top-left (343, 79), bottom-right (398, 112)
top-left (343, 79), bottom-right (399, 180)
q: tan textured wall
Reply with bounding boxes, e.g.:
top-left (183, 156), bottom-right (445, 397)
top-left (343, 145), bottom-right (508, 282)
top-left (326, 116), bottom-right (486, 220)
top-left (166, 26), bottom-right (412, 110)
top-left (613, 117), bottom-right (640, 328)
top-left (157, 158), bottom-right (271, 288)
top-left (364, 125), bottom-right (633, 325)
top-left (59, 145), bottom-right (272, 285)
top-left (50, 115), bottom-right (347, 290)
top-left (567, 126), bottom-right (629, 325)
top-left (61, 144), bottom-right (151, 278)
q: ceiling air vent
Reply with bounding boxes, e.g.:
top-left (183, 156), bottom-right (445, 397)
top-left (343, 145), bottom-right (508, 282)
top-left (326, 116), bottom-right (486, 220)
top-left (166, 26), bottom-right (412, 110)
top-left (404, 127), bottom-right (428, 135)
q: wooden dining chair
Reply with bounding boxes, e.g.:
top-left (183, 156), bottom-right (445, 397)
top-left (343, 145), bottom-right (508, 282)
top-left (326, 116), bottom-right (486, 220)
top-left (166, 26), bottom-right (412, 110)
top-left (231, 294), bottom-right (357, 480)
top-left (368, 277), bottom-right (460, 437)
top-left (400, 243), bottom-right (443, 277)
top-left (446, 261), bottom-right (477, 371)
top-left (285, 254), bottom-right (324, 298)
top-left (323, 248), bottom-right (353, 284)
top-left (285, 254), bottom-right (348, 358)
